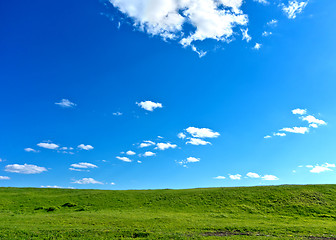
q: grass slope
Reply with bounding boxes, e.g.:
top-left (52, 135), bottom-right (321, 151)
top-left (0, 185), bottom-right (336, 239)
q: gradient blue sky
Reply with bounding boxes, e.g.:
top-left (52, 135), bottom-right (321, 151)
top-left (1, 0), bottom-right (336, 189)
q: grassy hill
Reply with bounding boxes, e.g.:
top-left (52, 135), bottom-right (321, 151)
top-left (0, 185), bottom-right (336, 239)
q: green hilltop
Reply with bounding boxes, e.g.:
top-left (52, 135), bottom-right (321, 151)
top-left (0, 185), bottom-right (336, 239)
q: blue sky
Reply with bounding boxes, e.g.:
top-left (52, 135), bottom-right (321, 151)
top-left (1, 0), bottom-right (336, 189)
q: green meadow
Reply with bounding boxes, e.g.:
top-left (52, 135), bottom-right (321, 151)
top-left (0, 185), bottom-right (336, 239)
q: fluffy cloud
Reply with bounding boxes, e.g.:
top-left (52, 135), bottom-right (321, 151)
top-left (282, 0), bottom-right (308, 19)
top-left (292, 108), bottom-right (307, 115)
top-left (70, 162), bottom-right (98, 169)
top-left (307, 163), bottom-right (335, 173)
top-left (262, 175), bottom-right (279, 181)
top-left (213, 176), bottom-right (226, 179)
top-left (78, 144), bottom-right (94, 150)
top-left (55, 99), bottom-right (76, 108)
top-left (126, 150), bottom-right (136, 155)
top-left (116, 156), bottom-right (132, 162)
top-left (72, 178), bottom-right (103, 184)
top-left (140, 141), bottom-right (155, 148)
top-left (185, 127), bottom-right (220, 138)
top-left (136, 101), bottom-right (162, 111)
top-left (186, 157), bottom-right (200, 163)
top-left (0, 176), bottom-right (10, 180)
top-left (246, 172), bottom-right (260, 178)
top-left (186, 138), bottom-right (211, 145)
top-left (37, 142), bottom-right (59, 150)
top-left (110, 0), bottom-right (248, 53)
top-left (24, 148), bottom-right (38, 152)
top-left (229, 174), bottom-right (241, 180)
top-left (156, 142), bottom-right (177, 150)
top-left (280, 127), bottom-right (309, 134)
top-left (301, 115), bottom-right (326, 126)
top-left (5, 164), bottom-right (47, 174)
top-left (143, 151), bottom-right (156, 157)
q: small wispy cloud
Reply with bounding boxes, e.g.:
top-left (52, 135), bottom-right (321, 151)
top-left (113, 112), bottom-right (123, 116)
top-left (140, 141), bottom-right (155, 148)
top-left (186, 138), bottom-right (211, 146)
top-left (55, 99), bottom-right (76, 108)
top-left (282, 0), bottom-right (308, 19)
top-left (116, 156), bottom-right (132, 162)
top-left (156, 142), bottom-right (177, 150)
top-left (253, 43), bottom-right (262, 50)
top-left (37, 142), bottom-right (59, 150)
top-left (126, 150), bottom-right (136, 155)
top-left (213, 176), bottom-right (226, 180)
top-left (72, 178), bottom-right (103, 184)
top-left (24, 148), bottom-right (38, 153)
top-left (0, 176), bottom-right (10, 180)
top-left (70, 162), bottom-right (98, 170)
top-left (241, 28), bottom-right (252, 42)
top-left (185, 127), bottom-right (220, 138)
top-left (143, 151), bottom-right (156, 157)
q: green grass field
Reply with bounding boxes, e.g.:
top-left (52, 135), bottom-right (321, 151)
top-left (0, 185), bottom-right (336, 239)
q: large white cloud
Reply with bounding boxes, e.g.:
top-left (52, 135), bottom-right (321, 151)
top-left (5, 164), bottom-right (47, 174)
top-left (109, 0), bottom-right (247, 53)
top-left (307, 163), bottom-right (335, 173)
top-left (301, 115), bottom-right (326, 127)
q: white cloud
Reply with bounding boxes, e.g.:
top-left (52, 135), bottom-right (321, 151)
top-left (126, 150), bottom-right (136, 155)
top-left (267, 19), bottom-right (278, 26)
top-left (262, 175), bottom-right (279, 180)
top-left (246, 172), bottom-right (260, 178)
top-left (186, 157), bottom-right (200, 163)
top-left (72, 178), bottom-right (103, 184)
top-left (186, 138), bottom-right (211, 145)
top-left (282, 0), bottom-right (308, 19)
top-left (301, 115), bottom-right (326, 126)
top-left (309, 123), bottom-right (318, 128)
top-left (37, 142), bottom-right (59, 150)
top-left (177, 132), bottom-right (186, 139)
top-left (273, 132), bottom-right (286, 137)
top-left (292, 108), bottom-right (307, 115)
top-left (264, 135), bottom-right (272, 139)
top-left (156, 142), bottom-right (177, 150)
top-left (308, 163), bottom-right (335, 173)
top-left (5, 164), bottom-right (47, 174)
top-left (70, 162), bottom-right (98, 169)
top-left (214, 176), bottom-right (226, 179)
top-left (110, 0), bottom-right (248, 51)
top-left (229, 174), bottom-right (241, 180)
top-left (0, 176), bottom-right (10, 180)
top-left (185, 127), bottom-right (220, 138)
top-left (78, 144), bottom-right (94, 150)
top-left (113, 112), bottom-right (123, 116)
top-left (24, 148), bottom-right (38, 153)
top-left (262, 31), bottom-right (272, 37)
top-left (253, 43), bottom-right (262, 50)
top-left (41, 185), bottom-right (75, 189)
top-left (241, 28), bottom-right (251, 42)
top-left (116, 156), bottom-right (132, 162)
top-left (254, 0), bottom-right (268, 4)
top-left (69, 168), bottom-right (88, 172)
top-left (111, 182), bottom-right (116, 185)
top-left (280, 127), bottom-right (309, 134)
top-left (143, 151), bottom-right (156, 157)
top-left (140, 140), bottom-right (155, 148)
top-left (55, 99), bottom-right (76, 108)
top-left (136, 101), bottom-right (162, 111)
